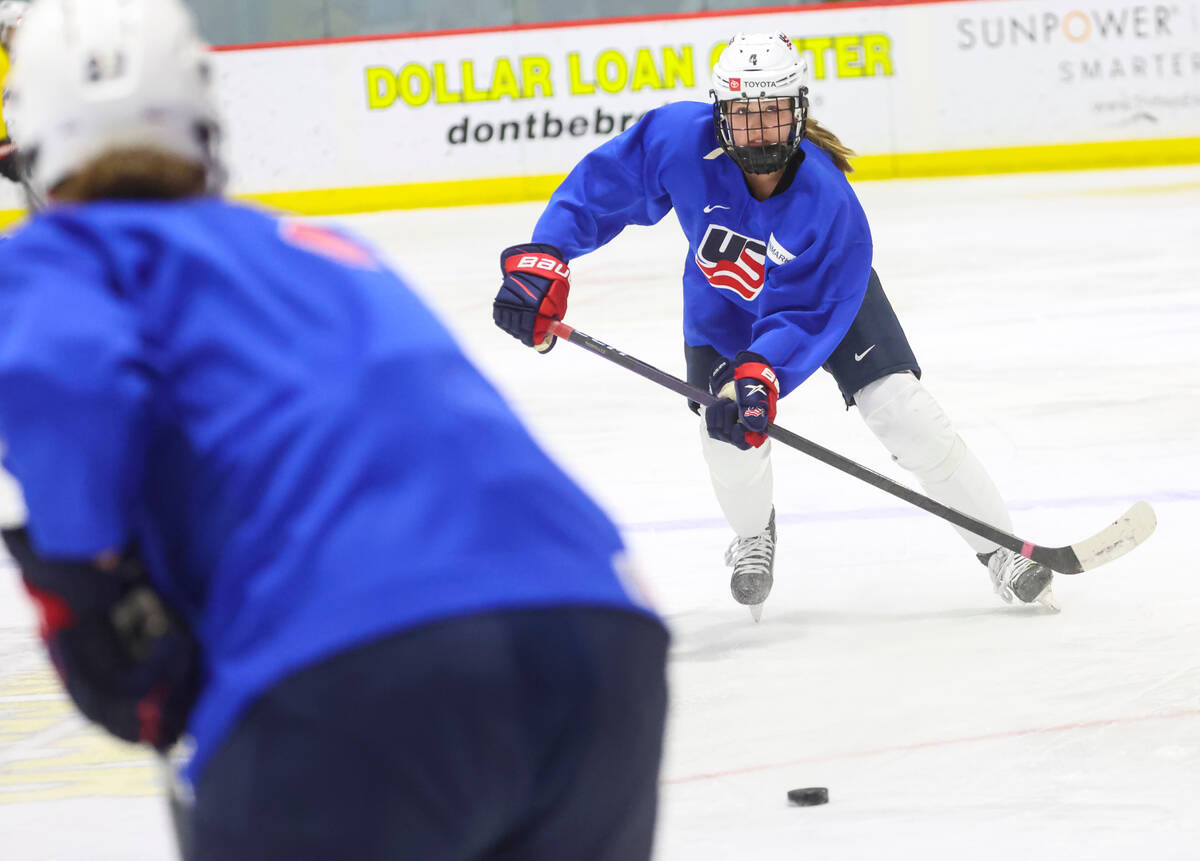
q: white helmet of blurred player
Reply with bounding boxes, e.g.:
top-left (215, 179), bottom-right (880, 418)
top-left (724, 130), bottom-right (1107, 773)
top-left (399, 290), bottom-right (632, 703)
top-left (0, 0), bottom-right (28, 52)
top-left (710, 33), bottom-right (809, 175)
top-left (5, 0), bottom-right (223, 200)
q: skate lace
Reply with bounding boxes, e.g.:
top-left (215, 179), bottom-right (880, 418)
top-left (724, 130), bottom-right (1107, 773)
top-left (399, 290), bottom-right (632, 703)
top-left (724, 530), bottom-right (775, 575)
top-left (985, 548), bottom-right (1055, 606)
top-left (987, 549), bottom-right (1035, 588)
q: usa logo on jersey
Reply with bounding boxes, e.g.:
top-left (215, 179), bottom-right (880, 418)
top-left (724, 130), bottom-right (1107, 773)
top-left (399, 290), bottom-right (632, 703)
top-left (695, 225), bottom-right (766, 300)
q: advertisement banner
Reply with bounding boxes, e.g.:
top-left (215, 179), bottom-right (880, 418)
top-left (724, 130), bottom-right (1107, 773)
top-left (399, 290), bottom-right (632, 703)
top-left (216, 9), bottom-right (906, 192)
top-left (1, 0), bottom-right (1197, 217)
top-left (217, 0), bottom-right (1199, 204)
top-left (924, 0), bottom-right (1200, 150)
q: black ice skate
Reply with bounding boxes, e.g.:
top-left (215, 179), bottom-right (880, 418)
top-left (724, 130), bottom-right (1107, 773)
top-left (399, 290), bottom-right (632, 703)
top-left (724, 508), bottom-right (776, 621)
top-left (979, 547), bottom-right (1058, 610)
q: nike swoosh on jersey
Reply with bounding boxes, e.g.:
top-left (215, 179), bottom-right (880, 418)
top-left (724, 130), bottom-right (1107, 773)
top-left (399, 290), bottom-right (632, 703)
top-left (703, 204), bottom-right (731, 213)
top-left (854, 345), bottom-right (877, 362)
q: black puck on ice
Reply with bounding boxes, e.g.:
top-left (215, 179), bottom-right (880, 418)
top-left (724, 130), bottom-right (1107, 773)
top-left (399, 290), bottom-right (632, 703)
top-left (787, 787), bottom-right (829, 807)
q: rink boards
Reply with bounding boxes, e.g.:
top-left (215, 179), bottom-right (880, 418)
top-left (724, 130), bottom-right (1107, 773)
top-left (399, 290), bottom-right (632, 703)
top-left (0, 0), bottom-right (1197, 222)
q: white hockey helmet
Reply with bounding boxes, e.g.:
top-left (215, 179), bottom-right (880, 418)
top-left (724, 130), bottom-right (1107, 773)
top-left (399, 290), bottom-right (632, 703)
top-left (0, 0), bottom-right (29, 51)
top-left (710, 33), bottom-right (809, 174)
top-left (5, 0), bottom-right (223, 200)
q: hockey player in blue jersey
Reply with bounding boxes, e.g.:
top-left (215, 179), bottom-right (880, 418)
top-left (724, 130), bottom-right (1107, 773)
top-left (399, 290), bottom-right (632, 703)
top-left (0, 1), bottom-right (668, 859)
top-left (494, 31), bottom-right (1057, 618)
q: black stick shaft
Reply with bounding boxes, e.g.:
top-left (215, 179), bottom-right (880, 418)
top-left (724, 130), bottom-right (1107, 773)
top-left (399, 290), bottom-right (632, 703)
top-left (547, 320), bottom-right (1063, 566)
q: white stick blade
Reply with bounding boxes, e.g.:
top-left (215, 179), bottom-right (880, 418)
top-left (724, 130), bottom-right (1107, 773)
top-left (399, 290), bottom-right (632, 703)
top-left (1071, 501), bottom-right (1157, 572)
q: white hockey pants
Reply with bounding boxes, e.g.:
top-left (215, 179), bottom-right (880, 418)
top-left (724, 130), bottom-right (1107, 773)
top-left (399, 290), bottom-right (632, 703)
top-left (854, 372), bottom-right (1009, 555)
top-left (698, 372), bottom-right (1010, 554)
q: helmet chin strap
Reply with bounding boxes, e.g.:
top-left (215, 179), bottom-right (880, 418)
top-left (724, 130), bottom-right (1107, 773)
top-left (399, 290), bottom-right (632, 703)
top-left (194, 120), bottom-right (227, 195)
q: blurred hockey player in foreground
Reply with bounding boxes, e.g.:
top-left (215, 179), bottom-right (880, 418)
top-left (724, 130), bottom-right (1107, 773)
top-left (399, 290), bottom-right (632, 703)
top-left (494, 32), bottom-right (1056, 618)
top-left (0, 1), bottom-right (668, 859)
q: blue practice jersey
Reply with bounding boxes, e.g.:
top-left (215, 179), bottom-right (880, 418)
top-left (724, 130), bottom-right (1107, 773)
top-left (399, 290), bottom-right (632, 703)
top-left (532, 100), bottom-right (873, 397)
top-left (0, 199), bottom-right (655, 781)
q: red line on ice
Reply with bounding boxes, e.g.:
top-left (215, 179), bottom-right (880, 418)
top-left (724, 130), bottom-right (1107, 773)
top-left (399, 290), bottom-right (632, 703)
top-left (665, 708), bottom-right (1200, 784)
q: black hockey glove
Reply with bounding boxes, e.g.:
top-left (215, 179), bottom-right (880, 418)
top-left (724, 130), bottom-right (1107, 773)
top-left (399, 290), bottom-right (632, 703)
top-left (705, 352), bottom-right (779, 450)
top-left (2, 528), bottom-right (201, 750)
top-left (0, 137), bottom-right (22, 183)
top-left (494, 243), bottom-right (570, 353)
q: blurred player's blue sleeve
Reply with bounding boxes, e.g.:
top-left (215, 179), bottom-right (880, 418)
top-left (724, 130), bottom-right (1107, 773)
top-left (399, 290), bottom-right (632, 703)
top-left (0, 238), bottom-right (149, 556)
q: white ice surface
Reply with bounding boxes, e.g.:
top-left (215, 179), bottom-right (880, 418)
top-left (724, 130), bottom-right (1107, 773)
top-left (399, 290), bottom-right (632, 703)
top-left (2, 165), bottom-right (1198, 859)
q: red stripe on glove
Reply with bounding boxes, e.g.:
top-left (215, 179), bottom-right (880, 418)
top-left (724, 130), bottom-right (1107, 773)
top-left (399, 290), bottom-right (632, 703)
top-left (22, 582), bottom-right (76, 640)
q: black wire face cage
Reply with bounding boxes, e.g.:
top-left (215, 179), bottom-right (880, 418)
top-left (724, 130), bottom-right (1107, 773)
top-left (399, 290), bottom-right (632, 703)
top-left (712, 90), bottom-right (809, 175)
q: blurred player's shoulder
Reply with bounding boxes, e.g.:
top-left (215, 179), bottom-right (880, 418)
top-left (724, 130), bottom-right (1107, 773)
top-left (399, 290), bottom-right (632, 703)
top-left (0, 205), bottom-right (106, 273)
top-left (5, 197), bottom-right (384, 269)
top-left (274, 216), bottom-right (382, 271)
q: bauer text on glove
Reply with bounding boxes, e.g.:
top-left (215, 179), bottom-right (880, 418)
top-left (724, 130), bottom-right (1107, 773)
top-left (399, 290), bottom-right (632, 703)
top-left (493, 243), bottom-right (570, 352)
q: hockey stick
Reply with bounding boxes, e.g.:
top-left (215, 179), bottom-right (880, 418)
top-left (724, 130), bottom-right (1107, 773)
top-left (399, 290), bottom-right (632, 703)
top-left (157, 750), bottom-right (194, 861)
top-left (546, 320), bottom-right (1156, 575)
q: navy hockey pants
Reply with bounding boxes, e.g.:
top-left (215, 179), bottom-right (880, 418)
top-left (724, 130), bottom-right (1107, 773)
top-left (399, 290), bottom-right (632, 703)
top-left (686, 267), bottom-right (921, 410)
top-left (191, 606), bottom-right (669, 861)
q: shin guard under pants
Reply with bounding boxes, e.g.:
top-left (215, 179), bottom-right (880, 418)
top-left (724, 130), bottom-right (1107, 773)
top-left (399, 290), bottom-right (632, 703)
top-left (854, 373), bottom-right (1010, 556)
top-left (698, 420), bottom-right (773, 538)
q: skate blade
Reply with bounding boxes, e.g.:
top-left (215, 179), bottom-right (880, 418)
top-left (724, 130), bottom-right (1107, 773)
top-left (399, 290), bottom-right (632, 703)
top-left (1033, 585), bottom-right (1061, 612)
top-left (749, 603), bottom-right (763, 622)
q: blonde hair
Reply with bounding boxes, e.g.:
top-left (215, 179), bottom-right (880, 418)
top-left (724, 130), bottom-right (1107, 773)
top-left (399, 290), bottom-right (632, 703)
top-left (51, 147), bottom-right (207, 203)
top-left (804, 117), bottom-right (855, 174)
